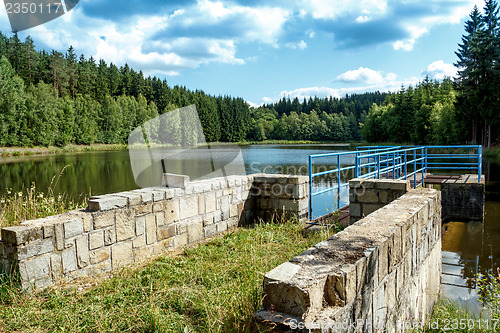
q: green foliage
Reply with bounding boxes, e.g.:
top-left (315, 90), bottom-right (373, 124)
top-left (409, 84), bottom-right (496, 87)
top-left (363, 78), bottom-right (468, 144)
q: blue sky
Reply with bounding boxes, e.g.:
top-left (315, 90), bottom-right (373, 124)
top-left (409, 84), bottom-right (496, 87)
top-left (0, 0), bottom-right (484, 106)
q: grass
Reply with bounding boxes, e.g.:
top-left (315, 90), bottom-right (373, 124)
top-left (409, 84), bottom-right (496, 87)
top-left (0, 219), bottom-right (335, 332)
top-left (420, 273), bottom-right (500, 333)
top-left (0, 166), bottom-right (87, 229)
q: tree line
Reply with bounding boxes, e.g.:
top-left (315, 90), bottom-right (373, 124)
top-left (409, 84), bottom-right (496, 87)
top-left (0, 30), bottom-right (389, 146)
top-left (363, 0), bottom-right (500, 147)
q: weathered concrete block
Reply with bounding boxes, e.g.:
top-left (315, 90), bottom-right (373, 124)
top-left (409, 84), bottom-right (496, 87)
top-left (145, 214), bottom-right (157, 245)
top-left (180, 196), bottom-right (199, 220)
top-left (133, 235), bottom-right (146, 248)
top-left (135, 203), bottom-right (153, 215)
top-left (1, 225), bottom-right (43, 245)
top-left (115, 209), bottom-right (135, 242)
top-left (50, 253), bottom-right (62, 281)
top-left (364, 203), bottom-right (382, 216)
top-left (204, 224), bottom-right (217, 238)
top-left (350, 203), bottom-right (361, 218)
top-left (135, 216), bottom-right (146, 236)
top-left (64, 218), bottom-right (84, 239)
top-left (155, 211), bottom-right (165, 227)
top-left (187, 218), bottom-right (204, 244)
top-left (90, 248), bottom-right (110, 265)
top-left (19, 254), bottom-right (51, 283)
top-left (130, 189), bottom-right (153, 203)
top-left (152, 202), bottom-right (164, 213)
top-left (92, 210), bottom-right (115, 229)
top-left (165, 199), bottom-right (179, 225)
top-left (88, 195), bottom-right (127, 211)
top-left (114, 191), bottom-right (143, 206)
top-left (111, 241), bottom-right (133, 269)
top-left (104, 227), bottom-right (116, 246)
top-left (75, 235), bottom-right (90, 268)
top-left (157, 225), bottom-right (176, 241)
top-left (162, 173), bottom-right (190, 189)
top-left (61, 248), bottom-right (77, 274)
top-left (357, 189), bottom-right (379, 204)
top-left (134, 246), bottom-right (153, 263)
top-left (89, 230), bottom-right (104, 250)
top-left (17, 238), bottom-right (54, 260)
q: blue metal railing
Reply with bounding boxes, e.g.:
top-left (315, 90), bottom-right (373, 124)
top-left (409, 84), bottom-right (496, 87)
top-left (308, 145), bottom-right (482, 220)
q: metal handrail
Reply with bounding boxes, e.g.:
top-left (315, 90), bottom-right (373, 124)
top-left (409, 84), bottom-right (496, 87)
top-left (308, 145), bottom-right (482, 220)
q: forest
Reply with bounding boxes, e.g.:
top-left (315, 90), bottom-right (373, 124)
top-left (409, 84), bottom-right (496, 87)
top-left (0, 0), bottom-right (498, 147)
top-left (363, 0), bottom-right (500, 147)
top-left (0, 32), bottom-right (385, 147)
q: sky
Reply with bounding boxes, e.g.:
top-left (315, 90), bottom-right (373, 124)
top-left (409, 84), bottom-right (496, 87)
top-left (0, 0), bottom-right (486, 106)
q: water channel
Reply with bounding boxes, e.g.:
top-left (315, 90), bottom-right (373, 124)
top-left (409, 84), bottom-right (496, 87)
top-left (0, 144), bottom-right (498, 310)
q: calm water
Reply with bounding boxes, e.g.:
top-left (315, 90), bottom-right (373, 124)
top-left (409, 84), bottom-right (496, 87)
top-left (1, 144), bottom-right (499, 302)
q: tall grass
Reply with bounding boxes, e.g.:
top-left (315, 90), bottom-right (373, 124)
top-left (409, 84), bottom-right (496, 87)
top-left (0, 166), bottom-right (86, 229)
top-left (0, 219), bottom-right (334, 332)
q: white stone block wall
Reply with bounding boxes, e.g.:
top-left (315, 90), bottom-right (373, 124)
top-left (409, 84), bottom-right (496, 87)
top-left (349, 178), bottom-right (411, 224)
top-left (0, 174), bottom-right (309, 290)
top-left (256, 184), bottom-right (441, 333)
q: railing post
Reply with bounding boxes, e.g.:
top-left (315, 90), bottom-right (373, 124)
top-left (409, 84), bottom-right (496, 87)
top-left (337, 154), bottom-right (341, 211)
top-left (413, 149), bottom-right (417, 188)
top-left (421, 147), bottom-right (425, 187)
top-left (404, 151), bottom-right (407, 179)
top-left (308, 155), bottom-right (312, 221)
top-left (355, 152), bottom-right (359, 178)
top-left (392, 153), bottom-right (396, 179)
top-left (377, 154), bottom-right (380, 179)
top-left (478, 145), bottom-right (482, 182)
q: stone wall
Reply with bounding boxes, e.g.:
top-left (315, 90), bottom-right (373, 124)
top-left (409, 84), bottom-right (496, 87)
top-left (349, 178), bottom-right (410, 224)
top-left (0, 174), bottom-right (308, 290)
top-left (256, 182), bottom-right (441, 332)
top-left (441, 174), bottom-right (485, 221)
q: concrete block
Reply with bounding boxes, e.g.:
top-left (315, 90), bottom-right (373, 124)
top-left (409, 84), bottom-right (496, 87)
top-left (350, 203), bottom-right (362, 218)
top-left (358, 189), bottom-right (379, 204)
top-left (64, 218), bottom-right (84, 239)
top-left (134, 246), bottom-right (153, 263)
top-left (364, 204), bottom-right (382, 216)
top-left (198, 195), bottom-right (205, 215)
top-left (19, 255), bottom-right (51, 282)
top-left (162, 173), bottom-right (190, 189)
top-left (179, 196), bottom-right (199, 220)
top-left (135, 216), bottom-right (146, 236)
top-left (173, 234), bottom-right (188, 248)
top-left (104, 227), bottom-right (116, 246)
top-left (111, 241), bottom-right (133, 269)
top-left (187, 218), bottom-right (204, 244)
top-left (90, 248), bottom-right (110, 265)
top-left (1, 225), bottom-right (43, 245)
top-left (145, 214), bottom-right (156, 245)
top-left (205, 193), bottom-right (216, 213)
top-left (54, 222), bottom-right (64, 251)
top-left (138, 188), bottom-right (165, 202)
top-left (92, 210), bottom-right (115, 229)
top-left (133, 235), bottom-right (146, 248)
top-left (115, 209), bottom-right (135, 242)
top-left (17, 238), bottom-right (54, 260)
top-left (114, 191), bottom-right (142, 206)
top-left (50, 253), bottom-right (62, 280)
top-left (135, 203), bottom-right (153, 215)
top-left (155, 211), bottom-right (165, 227)
top-left (88, 195), bottom-right (127, 211)
top-left (61, 248), bottom-right (77, 274)
top-left (157, 225), bottom-right (176, 241)
top-left (43, 224), bottom-right (54, 238)
top-left (153, 239), bottom-right (172, 255)
top-left (165, 199), bottom-right (179, 225)
top-left (82, 215), bottom-right (92, 232)
top-left (152, 202), bottom-right (164, 213)
top-left (89, 230), bottom-right (104, 250)
top-left (204, 224), bottom-right (217, 238)
top-left (130, 189), bottom-right (153, 203)
top-left (75, 235), bottom-right (90, 268)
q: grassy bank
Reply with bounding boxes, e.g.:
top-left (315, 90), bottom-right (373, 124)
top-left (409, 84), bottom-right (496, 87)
top-left (0, 183), bottom-right (86, 229)
top-left (0, 220), bottom-right (334, 332)
top-left (0, 144), bottom-right (128, 157)
top-left (420, 273), bottom-right (500, 333)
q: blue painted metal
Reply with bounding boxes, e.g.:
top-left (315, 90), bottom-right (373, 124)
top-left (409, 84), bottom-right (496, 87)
top-left (308, 145), bottom-right (482, 220)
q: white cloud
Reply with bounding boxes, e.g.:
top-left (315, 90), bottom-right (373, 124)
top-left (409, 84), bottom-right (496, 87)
top-left (336, 67), bottom-right (397, 85)
top-left (422, 60), bottom-right (457, 80)
top-left (304, 0), bottom-right (388, 20)
top-left (285, 40), bottom-right (307, 50)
